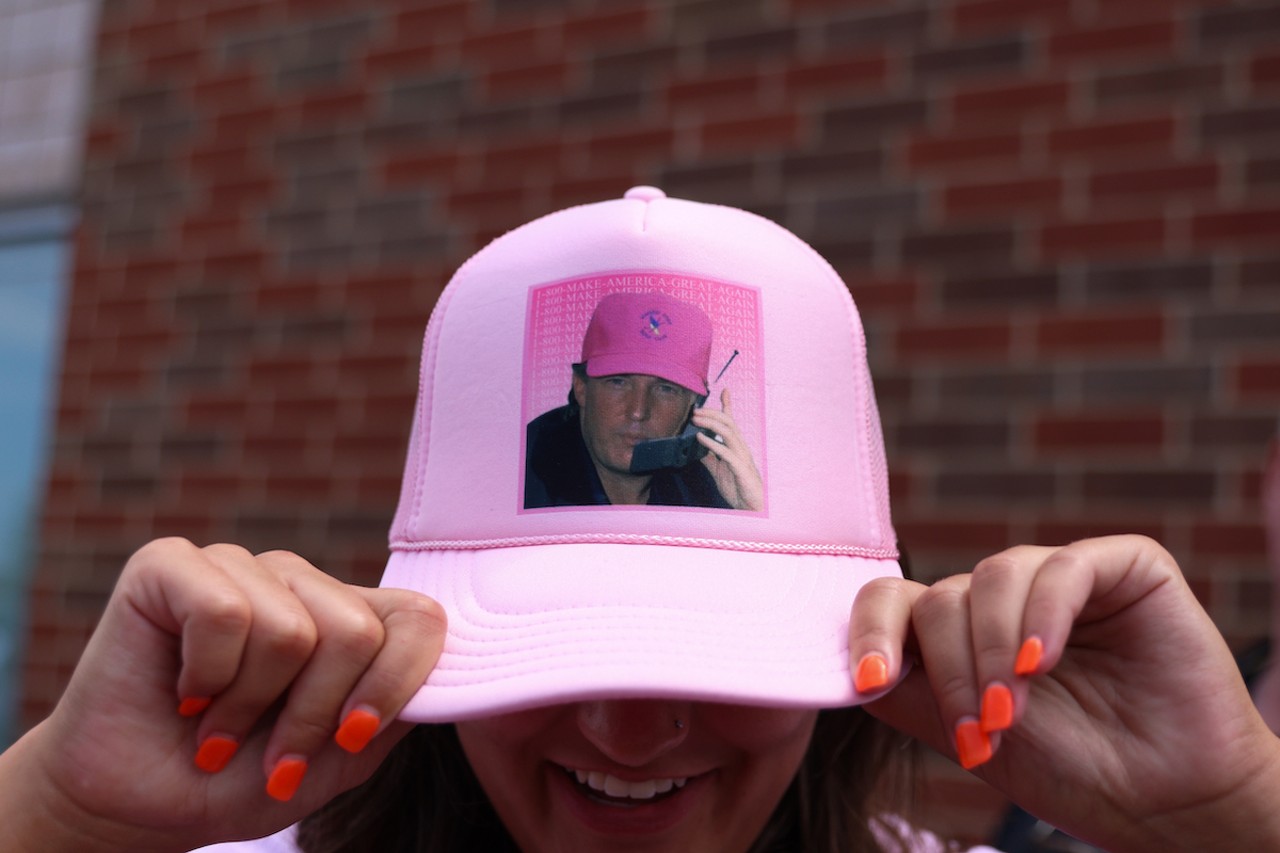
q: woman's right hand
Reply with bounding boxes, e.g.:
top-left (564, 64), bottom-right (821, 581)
top-left (0, 538), bottom-right (446, 852)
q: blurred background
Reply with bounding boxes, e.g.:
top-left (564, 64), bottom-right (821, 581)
top-left (1, 0), bottom-right (1278, 844)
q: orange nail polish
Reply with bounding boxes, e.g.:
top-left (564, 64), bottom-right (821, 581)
top-left (1015, 636), bottom-right (1044, 676)
top-left (194, 735), bottom-right (238, 773)
top-left (854, 654), bottom-right (889, 693)
top-left (334, 709), bottom-right (380, 754)
top-left (981, 683), bottom-right (1014, 732)
top-left (954, 718), bottom-right (993, 770)
top-left (266, 757), bottom-right (308, 802)
top-left (178, 696), bottom-right (211, 717)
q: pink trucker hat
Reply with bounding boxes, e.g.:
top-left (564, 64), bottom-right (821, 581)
top-left (381, 186), bottom-right (902, 722)
top-left (581, 291), bottom-right (714, 395)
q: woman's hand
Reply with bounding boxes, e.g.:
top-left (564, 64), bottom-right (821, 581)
top-left (0, 538), bottom-right (446, 852)
top-left (850, 535), bottom-right (1280, 852)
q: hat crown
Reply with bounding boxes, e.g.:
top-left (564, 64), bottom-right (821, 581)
top-left (390, 189), bottom-right (894, 557)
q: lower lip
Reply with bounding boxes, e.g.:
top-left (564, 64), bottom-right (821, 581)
top-left (549, 766), bottom-right (705, 839)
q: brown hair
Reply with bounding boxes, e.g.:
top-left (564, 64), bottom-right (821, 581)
top-left (298, 706), bottom-right (914, 853)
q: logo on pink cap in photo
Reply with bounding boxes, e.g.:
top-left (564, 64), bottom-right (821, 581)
top-left (581, 291), bottom-right (714, 396)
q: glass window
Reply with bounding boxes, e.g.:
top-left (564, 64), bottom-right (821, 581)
top-left (0, 211), bottom-right (71, 747)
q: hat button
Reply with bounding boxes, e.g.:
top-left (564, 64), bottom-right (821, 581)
top-left (624, 186), bottom-right (666, 202)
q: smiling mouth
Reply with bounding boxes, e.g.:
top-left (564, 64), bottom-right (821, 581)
top-left (561, 766), bottom-right (689, 803)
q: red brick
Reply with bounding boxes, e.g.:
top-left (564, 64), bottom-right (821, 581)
top-left (667, 71), bottom-right (762, 113)
top-left (906, 130), bottom-right (1023, 172)
top-left (893, 517), bottom-right (1011, 553)
top-left (484, 60), bottom-right (572, 100)
top-left (950, 77), bottom-right (1072, 125)
top-left (845, 274), bottom-right (920, 315)
top-left (124, 16), bottom-right (197, 53)
top-left (1038, 217), bottom-right (1167, 260)
top-left (1253, 49), bottom-right (1280, 89)
top-left (1237, 356), bottom-right (1280, 398)
top-left (395, 2), bottom-right (470, 35)
top-left (943, 176), bottom-right (1062, 218)
top-left (1191, 522), bottom-right (1266, 558)
top-left (586, 127), bottom-right (676, 166)
top-left (206, 175), bottom-right (278, 210)
top-left (698, 112), bottom-right (803, 154)
top-left (382, 148), bottom-right (466, 186)
top-left (1034, 518), bottom-right (1167, 544)
top-left (460, 26), bottom-right (548, 65)
top-left (144, 45), bottom-right (205, 76)
top-left (548, 174), bottom-right (644, 208)
top-left (202, 0), bottom-right (273, 32)
top-left (562, 7), bottom-right (652, 46)
top-left (480, 137), bottom-right (564, 178)
top-left (187, 144), bottom-right (262, 183)
top-left (784, 53), bottom-right (890, 97)
top-left (896, 319), bottom-right (1012, 361)
top-left (294, 87), bottom-right (369, 124)
top-left (1046, 115), bottom-right (1177, 159)
top-left (1033, 410), bottom-right (1165, 452)
top-left (950, 0), bottom-right (1073, 36)
top-left (1089, 160), bottom-right (1220, 204)
top-left (1048, 19), bottom-right (1179, 65)
top-left (191, 71), bottom-right (264, 110)
top-left (1191, 206), bottom-right (1280, 248)
top-left (363, 34), bottom-right (439, 77)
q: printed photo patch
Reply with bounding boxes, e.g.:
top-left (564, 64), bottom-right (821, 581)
top-left (521, 272), bottom-right (766, 513)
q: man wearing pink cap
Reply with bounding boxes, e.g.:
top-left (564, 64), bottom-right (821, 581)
top-left (524, 291), bottom-right (763, 509)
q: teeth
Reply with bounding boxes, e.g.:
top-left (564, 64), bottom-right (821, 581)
top-left (568, 767), bottom-right (689, 800)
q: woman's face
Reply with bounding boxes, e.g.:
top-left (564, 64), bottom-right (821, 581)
top-left (455, 700), bottom-right (818, 853)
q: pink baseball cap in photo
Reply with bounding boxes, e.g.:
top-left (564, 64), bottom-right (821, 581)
top-left (381, 187), bottom-right (902, 721)
top-left (580, 291), bottom-right (714, 395)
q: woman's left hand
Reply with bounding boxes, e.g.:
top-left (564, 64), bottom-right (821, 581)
top-left (849, 535), bottom-right (1280, 852)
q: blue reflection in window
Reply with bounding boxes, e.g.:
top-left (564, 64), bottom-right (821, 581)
top-left (0, 235), bottom-right (69, 746)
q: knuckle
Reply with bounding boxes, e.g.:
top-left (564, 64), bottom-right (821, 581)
top-left (200, 591), bottom-right (254, 635)
top-left (933, 670), bottom-right (975, 710)
top-left (279, 711), bottom-right (339, 752)
top-left (969, 554), bottom-right (1020, 589)
top-left (259, 611), bottom-right (318, 660)
top-left (125, 536), bottom-right (197, 572)
top-left (202, 542), bottom-right (256, 565)
top-left (391, 593), bottom-right (448, 636)
top-left (329, 611), bottom-right (386, 661)
top-left (256, 549), bottom-right (314, 573)
top-left (914, 582), bottom-right (967, 622)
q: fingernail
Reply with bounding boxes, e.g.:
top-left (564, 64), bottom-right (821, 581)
top-left (266, 756), bottom-right (308, 802)
top-left (954, 718), bottom-right (993, 770)
top-left (334, 708), bottom-right (380, 754)
top-left (194, 735), bottom-right (238, 773)
top-left (981, 682), bottom-right (1014, 733)
top-left (853, 654), bottom-right (889, 693)
top-left (1015, 636), bottom-right (1044, 676)
top-left (178, 696), bottom-right (211, 717)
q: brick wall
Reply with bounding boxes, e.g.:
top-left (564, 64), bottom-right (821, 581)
top-left (24, 0), bottom-right (1280, 843)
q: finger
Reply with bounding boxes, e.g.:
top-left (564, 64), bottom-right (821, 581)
top-left (691, 411), bottom-right (739, 447)
top-left (192, 545), bottom-right (319, 772)
top-left (120, 538), bottom-right (255, 712)
top-left (719, 386), bottom-right (733, 415)
top-left (848, 576), bottom-right (925, 697)
top-left (967, 545), bottom-right (1054, 734)
top-left (251, 552), bottom-right (388, 797)
top-left (911, 575), bottom-right (997, 770)
top-left (338, 587), bottom-right (447, 747)
top-left (1018, 535), bottom-right (1175, 677)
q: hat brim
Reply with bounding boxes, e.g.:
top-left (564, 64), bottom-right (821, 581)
top-left (381, 542), bottom-right (902, 722)
top-left (585, 354), bottom-right (708, 396)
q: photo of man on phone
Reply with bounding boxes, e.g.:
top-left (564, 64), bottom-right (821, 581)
top-left (524, 291), bottom-right (763, 510)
